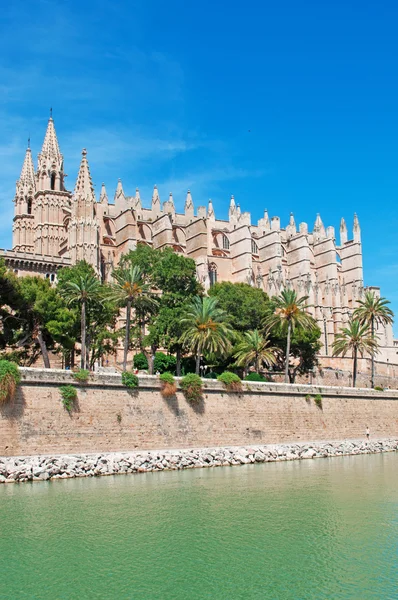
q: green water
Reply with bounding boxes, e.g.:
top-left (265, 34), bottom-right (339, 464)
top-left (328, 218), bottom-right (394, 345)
top-left (1, 454), bottom-right (398, 599)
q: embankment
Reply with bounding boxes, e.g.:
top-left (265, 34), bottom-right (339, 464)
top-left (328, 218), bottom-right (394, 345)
top-left (1, 368), bottom-right (398, 458)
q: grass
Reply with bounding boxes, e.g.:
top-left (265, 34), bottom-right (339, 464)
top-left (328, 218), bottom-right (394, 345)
top-left (159, 372), bottom-right (177, 398)
top-left (72, 369), bottom-right (90, 383)
top-left (59, 385), bottom-right (77, 413)
top-left (121, 372), bottom-right (139, 389)
top-left (217, 371), bottom-right (242, 392)
top-left (180, 373), bottom-right (203, 403)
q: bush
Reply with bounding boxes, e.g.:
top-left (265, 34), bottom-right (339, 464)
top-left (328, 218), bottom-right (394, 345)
top-left (133, 352), bottom-right (148, 370)
top-left (180, 373), bottom-right (203, 403)
top-left (154, 352), bottom-right (177, 374)
top-left (374, 386), bottom-right (384, 391)
top-left (160, 372), bottom-right (175, 384)
top-left (122, 372), bottom-right (139, 389)
top-left (244, 373), bottom-right (268, 382)
top-left (59, 385), bottom-right (77, 412)
top-left (217, 371), bottom-right (242, 392)
top-left (204, 371), bottom-right (218, 379)
top-left (0, 360), bottom-right (21, 405)
top-left (159, 372), bottom-right (176, 398)
top-left (314, 394), bottom-right (323, 409)
top-left (73, 369), bottom-right (90, 383)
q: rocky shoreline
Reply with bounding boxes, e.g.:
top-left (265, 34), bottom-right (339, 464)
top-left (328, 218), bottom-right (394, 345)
top-left (1, 439), bottom-right (398, 484)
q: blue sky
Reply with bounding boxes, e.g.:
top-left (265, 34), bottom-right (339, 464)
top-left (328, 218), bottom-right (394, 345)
top-left (0, 0), bottom-right (397, 319)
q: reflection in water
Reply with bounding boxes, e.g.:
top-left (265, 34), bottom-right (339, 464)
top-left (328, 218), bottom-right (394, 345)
top-left (1, 453), bottom-right (398, 599)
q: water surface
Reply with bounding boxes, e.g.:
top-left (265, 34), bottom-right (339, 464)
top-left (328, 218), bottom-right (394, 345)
top-left (1, 453), bottom-right (398, 599)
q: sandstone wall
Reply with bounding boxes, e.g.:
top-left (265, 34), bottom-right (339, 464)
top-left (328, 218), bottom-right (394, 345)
top-left (1, 368), bottom-right (398, 457)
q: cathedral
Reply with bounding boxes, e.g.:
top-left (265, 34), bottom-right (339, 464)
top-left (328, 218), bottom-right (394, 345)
top-left (1, 115), bottom-right (396, 365)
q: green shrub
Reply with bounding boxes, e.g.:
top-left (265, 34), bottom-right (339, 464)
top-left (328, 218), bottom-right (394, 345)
top-left (59, 385), bottom-right (77, 412)
top-left (180, 373), bottom-right (203, 402)
top-left (244, 373), bottom-right (267, 382)
top-left (374, 386), bottom-right (384, 391)
top-left (122, 372), bottom-right (139, 389)
top-left (305, 394), bottom-right (312, 403)
top-left (73, 369), bottom-right (90, 383)
top-left (159, 372), bottom-right (177, 398)
top-left (154, 352), bottom-right (177, 374)
top-left (0, 360), bottom-right (21, 405)
top-left (160, 372), bottom-right (175, 384)
top-left (204, 371), bottom-right (218, 379)
top-left (314, 394), bottom-right (323, 409)
top-left (133, 352), bottom-right (148, 370)
top-left (217, 371), bottom-right (242, 392)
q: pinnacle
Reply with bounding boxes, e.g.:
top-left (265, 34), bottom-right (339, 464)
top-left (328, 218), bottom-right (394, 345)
top-left (74, 148), bottom-right (95, 200)
top-left (18, 147), bottom-right (36, 191)
top-left (40, 116), bottom-right (62, 163)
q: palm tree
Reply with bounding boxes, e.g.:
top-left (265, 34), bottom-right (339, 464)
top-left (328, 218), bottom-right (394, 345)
top-left (332, 319), bottom-right (379, 387)
top-left (60, 274), bottom-right (103, 370)
top-left (353, 291), bottom-right (394, 388)
top-left (263, 289), bottom-right (316, 383)
top-left (108, 265), bottom-right (157, 371)
top-left (180, 296), bottom-right (234, 374)
top-left (233, 330), bottom-right (277, 374)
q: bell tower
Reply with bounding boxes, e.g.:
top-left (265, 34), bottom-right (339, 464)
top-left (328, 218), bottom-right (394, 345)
top-left (34, 114), bottom-right (72, 256)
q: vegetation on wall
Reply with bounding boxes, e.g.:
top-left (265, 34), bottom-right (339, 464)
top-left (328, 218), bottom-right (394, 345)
top-left (59, 385), bottom-right (77, 412)
top-left (0, 360), bottom-right (21, 404)
top-left (179, 373), bottom-right (203, 402)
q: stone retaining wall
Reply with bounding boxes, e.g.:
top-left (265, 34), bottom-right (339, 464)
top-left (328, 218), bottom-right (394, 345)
top-left (1, 368), bottom-right (398, 457)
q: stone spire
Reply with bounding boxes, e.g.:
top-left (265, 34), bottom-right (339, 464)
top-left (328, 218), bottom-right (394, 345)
top-left (99, 183), bottom-right (108, 204)
top-left (74, 149), bottom-right (95, 203)
top-left (208, 199), bottom-right (215, 220)
top-left (286, 212), bottom-right (296, 237)
top-left (152, 185), bottom-right (161, 218)
top-left (313, 213), bottom-right (326, 240)
top-left (185, 189), bottom-right (194, 218)
top-left (37, 116), bottom-right (65, 191)
top-left (340, 217), bottom-right (347, 245)
top-left (69, 149), bottom-right (99, 270)
top-left (133, 188), bottom-right (142, 211)
top-left (16, 147), bottom-right (36, 197)
top-left (353, 213), bottom-right (361, 243)
top-left (164, 192), bottom-right (175, 217)
top-left (229, 195), bottom-right (236, 219)
top-left (114, 179), bottom-right (125, 213)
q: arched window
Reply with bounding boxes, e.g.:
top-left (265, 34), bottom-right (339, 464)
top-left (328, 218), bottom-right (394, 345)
top-left (208, 262), bottom-right (218, 287)
top-left (50, 173), bottom-right (56, 190)
top-left (251, 239), bottom-right (259, 254)
top-left (222, 235), bottom-right (230, 250)
top-left (27, 199), bottom-right (32, 215)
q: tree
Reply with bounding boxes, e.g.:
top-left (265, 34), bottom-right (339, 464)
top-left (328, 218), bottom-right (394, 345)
top-left (108, 264), bottom-right (157, 371)
top-left (233, 330), bottom-right (277, 374)
top-left (17, 276), bottom-right (65, 368)
top-left (0, 259), bottom-right (21, 353)
top-left (271, 325), bottom-right (322, 383)
top-left (264, 289), bottom-right (317, 383)
top-left (209, 282), bottom-right (270, 332)
top-left (353, 291), bottom-right (394, 388)
top-left (332, 319), bottom-right (379, 387)
top-left (59, 272), bottom-right (103, 369)
top-left (180, 296), bottom-right (234, 374)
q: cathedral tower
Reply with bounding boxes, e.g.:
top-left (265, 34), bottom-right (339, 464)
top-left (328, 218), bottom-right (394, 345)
top-left (12, 144), bottom-right (36, 252)
top-left (33, 116), bottom-right (72, 256)
top-left (68, 149), bottom-right (100, 270)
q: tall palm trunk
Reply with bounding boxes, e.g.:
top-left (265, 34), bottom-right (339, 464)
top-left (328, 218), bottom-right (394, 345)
top-left (353, 346), bottom-right (357, 388)
top-left (284, 321), bottom-right (292, 383)
top-left (371, 316), bottom-right (375, 388)
top-left (80, 299), bottom-right (86, 370)
top-left (176, 346), bottom-right (182, 377)
top-left (37, 328), bottom-right (51, 369)
top-left (256, 353), bottom-right (260, 374)
top-left (123, 299), bottom-right (132, 372)
top-left (195, 353), bottom-right (201, 375)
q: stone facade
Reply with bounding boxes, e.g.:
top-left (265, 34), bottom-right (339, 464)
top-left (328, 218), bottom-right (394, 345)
top-left (0, 115), bottom-right (396, 361)
top-left (1, 369), bottom-right (398, 457)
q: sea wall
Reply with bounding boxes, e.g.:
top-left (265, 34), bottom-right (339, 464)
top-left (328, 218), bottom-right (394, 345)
top-left (1, 439), bottom-right (397, 483)
top-left (1, 368), bottom-right (398, 457)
